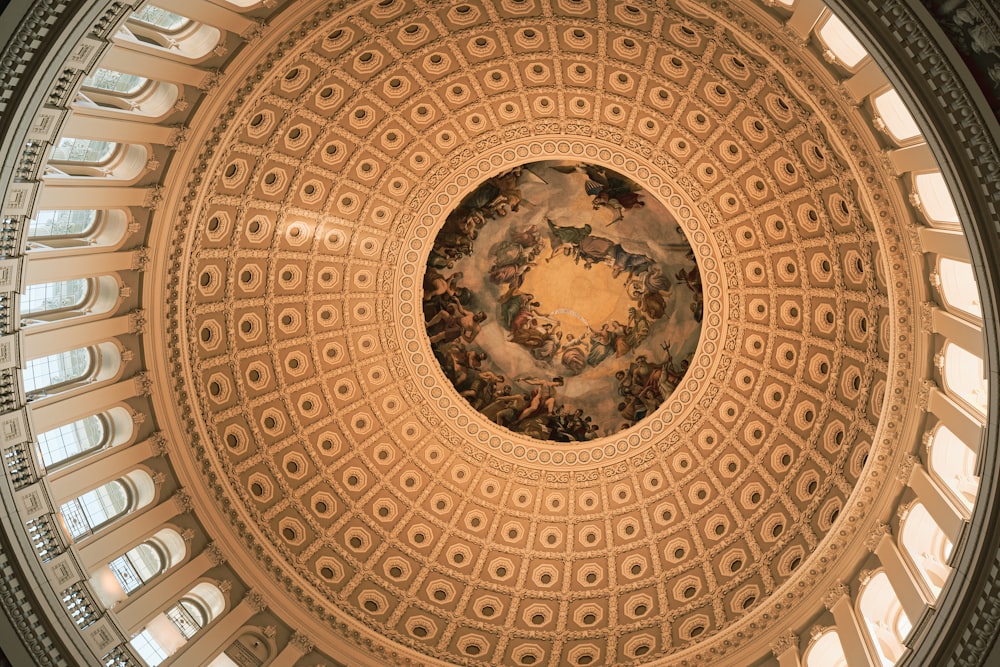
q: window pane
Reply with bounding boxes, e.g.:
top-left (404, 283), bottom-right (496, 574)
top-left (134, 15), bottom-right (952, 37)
top-left (873, 89), bottom-right (921, 142)
top-left (59, 480), bottom-right (128, 538)
top-left (167, 601), bottom-right (204, 639)
top-left (131, 5), bottom-right (189, 30)
top-left (49, 138), bottom-right (115, 164)
top-left (130, 543), bottom-right (164, 582)
top-left (80, 481), bottom-right (128, 526)
top-left (130, 630), bottom-right (169, 667)
top-left (943, 343), bottom-right (987, 415)
top-left (818, 15), bottom-right (868, 68)
top-left (915, 172), bottom-right (960, 224)
top-left (20, 279), bottom-right (89, 316)
top-left (82, 68), bottom-right (148, 95)
top-left (28, 210), bottom-right (98, 239)
top-left (110, 543), bottom-right (162, 593)
top-left (36, 415), bottom-right (105, 467)
top-left (939, 258), bottom-right (982, 318)
top-left (23, 348), bottom-right (91, 393)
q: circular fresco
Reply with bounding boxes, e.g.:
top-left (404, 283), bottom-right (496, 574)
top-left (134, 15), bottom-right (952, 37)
top-left (424, 161), bottom-right (703, 441)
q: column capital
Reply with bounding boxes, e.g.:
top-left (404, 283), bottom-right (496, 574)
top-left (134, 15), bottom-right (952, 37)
top-left (895, 454), bottom-right (919, 484)
top-left (174, 489), bottom-right (194, 512)
top-left (244, 588), bottom-right (268, 613)
top-left (290, 631), bottom-right (315, 653)
top-left (770, 632), bottom-right (798, 656)
top-left (865, 522), bottom-right (891, 552)
top-left (822, 583), bottom-right (849, 610)
top-left (205, 542), bottom-right (227, 566)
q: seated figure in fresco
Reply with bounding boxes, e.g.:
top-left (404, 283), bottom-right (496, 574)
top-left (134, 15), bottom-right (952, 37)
top-left (610, 243), bottom-right (654, 279)
top-left (530, 330), bottom-right (562, 363)
top-left (627, 266), bottom-right (674, 320)
top-left (576, 234), bottom-right (617, 268)
top-left (559, 334), bottom-right (590, 374)
top-left (545, 218), bottom-right (592, 261)
top-left (623, 307), bottom-right (651, 351)
top-left (585, 324), bottom-right (616, 366)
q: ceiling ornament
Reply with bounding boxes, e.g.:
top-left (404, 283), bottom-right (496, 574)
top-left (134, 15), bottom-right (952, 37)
top-left (155, 0), bottom-right (920, 663)
top-left (424, 160), bottom-right (703, 441)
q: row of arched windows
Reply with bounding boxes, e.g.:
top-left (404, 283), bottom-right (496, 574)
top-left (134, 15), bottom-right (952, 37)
top-left (6, 0), bottom-right (287, 666)
top-left (770, 0), bottom-right (986, 664)
top-left (16, 0), bottom-right (280, 663)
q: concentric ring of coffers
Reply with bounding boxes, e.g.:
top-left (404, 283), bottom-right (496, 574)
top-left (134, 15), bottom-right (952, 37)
top-left (170, 1), bottom-right (903, 664)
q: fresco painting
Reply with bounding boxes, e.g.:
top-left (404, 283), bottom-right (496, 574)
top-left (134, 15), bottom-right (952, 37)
top-left (423, 161), bottom-right (703, 442)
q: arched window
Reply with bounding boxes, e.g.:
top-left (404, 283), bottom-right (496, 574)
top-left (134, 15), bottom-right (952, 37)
top-left (928, 423), bottom-right (978, 511)
top-left (803, 629), bottom-right (848, 667)
top-left (130, 581), bottom-right (226, 666)
top-left (45, 137), bottom-right (149, 181)
top-left (35, 406), bottom-right (135, 471)
top-left (27, 209), bottom-right (132, 250)
top-left (129, 5), bottom-right (191, 31)
top-left (941, 342), bottom-right (988, 416)
top-left (914, 172), bottom-right (960, 225)
top-left (20, 276), bottom-right (123, 325)
top-left (35, 414), bottom-right (106, 468)
top-left (23, 347), bottom-right (94, 396)
top-left (117, 4), bottom-right (222, 62)
top-left (59, 479), bottom-right (130, 539)
top-left (58, 469), bottom-right (155, 540)
top-left (20, 279), bottom-right (89, 317)
top-left (900, 502), bottom-right (953, 598)
top-left (82, 68), bottom-right (149, 95)
top-left (108, 542), bottom-right (164, 594)
top-left (76, 67), bottom-right (180, 118)
top-left (872, 89), bottom-right (921, 143)
top-left (24, 342), bottom-right (123, 402)
top-left (938, 258), bottom-right (982, 320)
top-left (91, 527), bottom-right (187, 607)
top-left (858, 571), bottom-right (910, 665)
top-left (28, 210), bottom-right (98, 239)
top-left (816, 14), bottom-right (869, 69)
top-left (48, 137), bottom-right (116, 164)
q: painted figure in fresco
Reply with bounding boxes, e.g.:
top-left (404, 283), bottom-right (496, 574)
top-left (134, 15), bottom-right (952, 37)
top-left (423, 269), bottom-right (463, 303)
top-left (488, 166), bottom-right (526, 214)
top-left (426, 303), bottom-right (487, 345)
top-left (550, 164), bottom-right (646, 225)
top-left (480, 387), bottom-right (529, 427)
top-left (610, 243), bottom-right (655, 279)
top-left (576, 234), bottom-right (617, 268)
top-left (559, 334), bottom-right (590, 374)
top-left (676, 265), bottom-right (704, 322)
top-left (545, 218), bottom-right (592, 261)
top-left (584, 165), bottom-right (646, 224)
top-left (659, 343), bottom-right (692, 392)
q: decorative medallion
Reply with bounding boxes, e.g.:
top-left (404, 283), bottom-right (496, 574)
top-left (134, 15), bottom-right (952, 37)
top-left (424, 161), bottom-right (702, 440)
